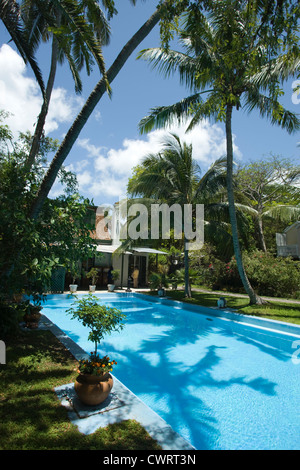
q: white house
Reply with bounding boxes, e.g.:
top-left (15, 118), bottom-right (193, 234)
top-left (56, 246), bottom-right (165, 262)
top-left (89, 203), bottom-right (168, 289)
top-left (276, 221), bottom-right (300, 259)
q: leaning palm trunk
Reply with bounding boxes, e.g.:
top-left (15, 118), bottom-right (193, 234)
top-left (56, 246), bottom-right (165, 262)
top-left (225, 105), bottom-right (265, 305)
top-left (25, 36), bottom-right (59, 171)
top-left (29, 6), bottom-right (162, 220)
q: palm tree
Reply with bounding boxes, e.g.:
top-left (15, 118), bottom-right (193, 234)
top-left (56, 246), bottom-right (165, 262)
top-left (28, 1), bottom-right (168, 220)
top-left (137, 0), bottom-right (300, 304)
top-left (127, 134), bottom-right (239, 297)
top-left (0, 0), bottom-right (45, 94)
top-left (21, 0), bottom-right (112, 171)
top-left (128, 132), bottom-right (200, 297)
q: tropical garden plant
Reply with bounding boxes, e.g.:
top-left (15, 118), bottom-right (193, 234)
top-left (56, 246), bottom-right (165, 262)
top-left (227, 250), bottom-right (300, 298)
top-left (86, 267), bottom-right (99, 286)
top-left (0, 117), bottom-right (96, 333)
top-left (234, 155), bottom-right (300, 252)
top-left (127, 132), bottom-right (201, 297)
top-left (149, 262), bottom-right (170, 293)
top-left (77, 353), bottom-right (117, 376)
top-left (111, 269), bottom-right (120, 282)
top-left (137, 0), bottom-right (300, 304)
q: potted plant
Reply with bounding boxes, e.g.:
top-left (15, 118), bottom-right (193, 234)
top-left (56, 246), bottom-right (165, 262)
top-left (217, 297), bottom-right (227, 308)
top-left (67, 294), bottom-right (126, 405)
top-left (69, 267), bottom-right (80, 293)
top-left (107, 269), bottom-right (120, 292)
top-left (23, 293), bottom-right (45, 329)
top-left (86, 267), bottom-right (99, 292)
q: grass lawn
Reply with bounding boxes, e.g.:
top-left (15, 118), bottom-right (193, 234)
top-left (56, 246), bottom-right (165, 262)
top-left (145, 288), bottom-right (300, 325)
top-left (0, 329), bottom-right (161, 451)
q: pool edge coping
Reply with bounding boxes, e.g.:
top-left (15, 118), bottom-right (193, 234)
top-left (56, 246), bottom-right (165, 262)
top-left (56, 290), bottom-right (300, 338)
top-left (128, 292), bottom-right (300, 338)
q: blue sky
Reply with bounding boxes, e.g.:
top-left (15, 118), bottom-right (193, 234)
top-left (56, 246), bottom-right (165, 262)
top-left (0, 0), bottom-right (299, 206)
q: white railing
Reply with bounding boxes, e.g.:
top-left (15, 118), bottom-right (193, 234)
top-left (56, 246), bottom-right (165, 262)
top-left (277, 245), bottom-right (299, 258)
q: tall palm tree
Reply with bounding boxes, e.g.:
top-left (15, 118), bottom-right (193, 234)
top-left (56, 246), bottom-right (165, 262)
top-left (128, 133), bottom-right (200, 297)
top-left (127, 134), bottom-right (239, 297)
top-left (137, 0), bottom-right (300, 304)
top-left (28, 1), bottom-right (170, 220)
top-left (21, 0), bottom-right (113, 171)
top-left (0, 0), bottom-right (45, 94)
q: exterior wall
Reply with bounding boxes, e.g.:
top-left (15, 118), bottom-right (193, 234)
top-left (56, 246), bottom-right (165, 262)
top-left (276, 222), bottom-right (300, 258)
top-left (111, 254), bottom-right (129, 288)
top-left (286, 225), bottom-right (299, 245)
top-left (95, 252), bottom-right (111, 267)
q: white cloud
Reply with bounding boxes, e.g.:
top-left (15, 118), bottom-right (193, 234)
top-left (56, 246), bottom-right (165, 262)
top-left (75, 119), bottom-right (242, 202)
top-left (0, 44), bottom-right (242, 204)
top-left (0, 44), bottom-right (82, 138)
top-left (76, 170), bottom-right (93, 188)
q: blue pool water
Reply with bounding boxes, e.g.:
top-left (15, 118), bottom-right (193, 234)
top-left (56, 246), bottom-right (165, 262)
top-left (42, 293), bottom-right (300, 450)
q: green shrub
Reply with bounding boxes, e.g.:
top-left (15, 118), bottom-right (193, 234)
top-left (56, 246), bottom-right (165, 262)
top-left (0, 300), bottom-right (24, 337)
top-left (190, 244), bottom-right (227, 289)
top-left (227, 250), bottom-right (300, 298)
top-left (191, 246), bottom-right (300, 298)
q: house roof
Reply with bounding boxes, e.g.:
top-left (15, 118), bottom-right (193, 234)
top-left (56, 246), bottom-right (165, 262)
top-left (95, 244), bottom-right (168, 256)
top-left (131, 247), bottom-right (169, 255)
top-left (96, 244), bottom-right (130, 254)
top-left (283, 221), bottom-right (300, 233)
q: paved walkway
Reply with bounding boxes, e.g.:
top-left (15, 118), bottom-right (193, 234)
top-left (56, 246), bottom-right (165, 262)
top-left (190, 287), bottom-right (300, 305)
top-left (67, 286), bottom-right (300, 305)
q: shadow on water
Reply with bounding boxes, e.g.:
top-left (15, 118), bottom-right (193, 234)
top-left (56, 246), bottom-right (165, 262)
top-left (97, 302), bottom-right (282, 450)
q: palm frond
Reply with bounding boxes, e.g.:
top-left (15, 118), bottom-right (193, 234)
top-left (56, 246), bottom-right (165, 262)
top-left (196, 156), bottom-right (227, 199)
top-left (263, 205), bottom-right (300, 223)
top-left (203, 219), bottom-right (234, 259)
top-left (249, 51), bottom-right (300, 88)
top-left (138, 46), bottom-right (205, 91)
top-left (138, 93), bottom-right (203, 134)
top-left (243, 87), bottom-right (300, 134)
top-left (186, 92), bottom-right (223, 131)
top-left (0, 0), bottom-right (45, 95)
top-left (50, 0), bottom-right (111, 94)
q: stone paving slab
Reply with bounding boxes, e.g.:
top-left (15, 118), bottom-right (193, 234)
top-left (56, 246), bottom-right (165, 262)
top-left (55, 383), bottom-right (126, 419)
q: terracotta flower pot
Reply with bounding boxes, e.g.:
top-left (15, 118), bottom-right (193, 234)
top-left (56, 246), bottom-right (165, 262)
top-left (23, 306), bottom-right (42, 329)
top-left (74, 373), bottom-right (113, 406)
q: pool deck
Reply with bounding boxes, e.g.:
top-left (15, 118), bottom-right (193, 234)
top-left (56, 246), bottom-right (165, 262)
top-left (39, 314), bottom-right (195, 451)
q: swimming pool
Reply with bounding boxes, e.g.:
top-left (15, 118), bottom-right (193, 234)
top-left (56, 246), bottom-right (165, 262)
top-left (42, 292), bottom-right (300, 450)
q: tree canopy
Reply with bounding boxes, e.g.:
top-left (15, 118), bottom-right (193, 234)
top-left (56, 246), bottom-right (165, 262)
top-left (137, 0), bottom-right (300, 304)
top-left (0, 114), bottom-right (95, 299)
